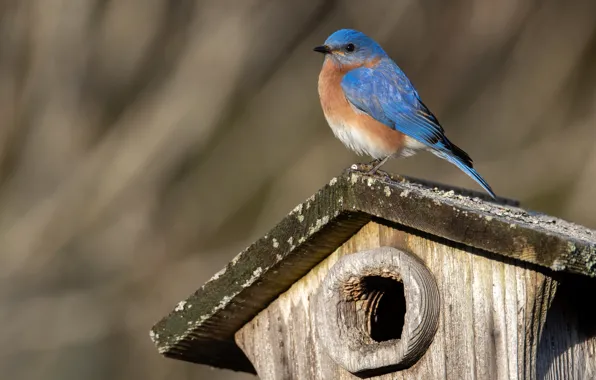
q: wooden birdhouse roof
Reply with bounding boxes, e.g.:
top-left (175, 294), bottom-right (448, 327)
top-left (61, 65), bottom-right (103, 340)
top-left (150, 166), bottom-right (596, 374)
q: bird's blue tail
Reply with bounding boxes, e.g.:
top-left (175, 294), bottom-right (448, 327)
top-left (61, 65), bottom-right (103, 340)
top-left (434, 146), bottom-right (496, 199)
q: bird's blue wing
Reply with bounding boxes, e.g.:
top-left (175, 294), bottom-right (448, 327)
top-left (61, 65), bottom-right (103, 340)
top-left (340, 65), bottom-right (449, 151)
top-left (341, 65), bottom-right (496, 198)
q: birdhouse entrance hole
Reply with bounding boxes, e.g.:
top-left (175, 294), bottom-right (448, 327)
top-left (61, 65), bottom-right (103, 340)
top-left (314, 247), bottom-right (440, 377)
top-left (361, 276), bottom-right (406, 342)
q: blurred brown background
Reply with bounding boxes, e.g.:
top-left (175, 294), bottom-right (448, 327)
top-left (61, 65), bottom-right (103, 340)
top-left (0, 1), bottom-right (595, 379)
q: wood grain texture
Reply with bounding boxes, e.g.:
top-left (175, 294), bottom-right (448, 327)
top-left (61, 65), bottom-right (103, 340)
top-left (312, 246), bottom-right (440, 377)
top-left (537, 277), bottom-right (596, 380)
top-left (235, 221), bottom-right (558, 380)
top-left (151, 168), bottom-right (594, 371)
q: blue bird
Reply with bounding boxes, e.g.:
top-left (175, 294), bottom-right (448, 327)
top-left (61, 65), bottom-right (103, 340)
top-left (314, 29), bottom-right (496, 198)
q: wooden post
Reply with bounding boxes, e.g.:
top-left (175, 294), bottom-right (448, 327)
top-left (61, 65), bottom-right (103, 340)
top-left (151, 167), bottom-right (596, 379)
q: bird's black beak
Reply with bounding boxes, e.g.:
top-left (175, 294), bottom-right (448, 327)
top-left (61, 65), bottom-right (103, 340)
top-left (313, 45), bottom-right (331, 54)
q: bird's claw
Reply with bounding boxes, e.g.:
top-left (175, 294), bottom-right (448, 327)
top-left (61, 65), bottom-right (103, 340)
top-left (350, 160), bottom-right (393, 183)
top-left (350, 160), bottom-right (381, 174)
top-left (366, 159), bottom-right (382, 174)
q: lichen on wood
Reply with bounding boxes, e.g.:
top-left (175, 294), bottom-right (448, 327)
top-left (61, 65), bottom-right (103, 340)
top-left (150, 166), bottom-right (596, 373)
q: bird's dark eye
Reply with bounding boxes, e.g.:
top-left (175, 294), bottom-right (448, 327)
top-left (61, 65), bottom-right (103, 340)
top-left (345, 43), bottom-right (355, 52)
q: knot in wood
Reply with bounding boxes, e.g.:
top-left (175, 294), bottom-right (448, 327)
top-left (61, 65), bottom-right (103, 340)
top-left (312, 247), bottom-right (440, 378)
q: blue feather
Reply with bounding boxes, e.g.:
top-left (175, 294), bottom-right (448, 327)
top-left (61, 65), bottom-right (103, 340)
top-left (341, 61), bottom-right (496, 198)
top-left (433, 151), bottom-right (496, 198)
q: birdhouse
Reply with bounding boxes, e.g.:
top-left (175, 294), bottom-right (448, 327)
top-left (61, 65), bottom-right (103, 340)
top-left (150, 166), bottom-right (596, 380)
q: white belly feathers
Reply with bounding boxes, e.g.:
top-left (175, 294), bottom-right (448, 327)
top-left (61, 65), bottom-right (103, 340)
top-left (324, 113), bottom-right (424, 160)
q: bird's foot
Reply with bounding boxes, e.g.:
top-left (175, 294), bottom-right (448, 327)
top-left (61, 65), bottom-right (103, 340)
top-left (350, 157), bottom-right (393, 180)
top-left (367, 167), bottom-right (380, 175)
top-left (350, 159), bottom-right (381, 174)
top-left (367, 156), bottom-right (391, 175)
top-left (366, 159), bottom-right (382, 175)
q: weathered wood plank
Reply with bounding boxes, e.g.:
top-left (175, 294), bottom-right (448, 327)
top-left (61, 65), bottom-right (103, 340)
top-left (537, 277), bottom-right (596, 379)
top-left (235, 221), bottom-right (558, 379)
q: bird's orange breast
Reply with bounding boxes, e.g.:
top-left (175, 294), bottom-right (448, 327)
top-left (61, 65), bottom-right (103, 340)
top-left (317, 58), bottom-right (406, 159)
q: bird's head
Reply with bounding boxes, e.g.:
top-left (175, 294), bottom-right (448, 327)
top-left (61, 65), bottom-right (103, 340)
top-left (314, 29), bottom-right (386, 69)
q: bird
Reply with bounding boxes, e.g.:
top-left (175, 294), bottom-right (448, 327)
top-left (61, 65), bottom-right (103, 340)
top-left (313, 29), bottom-right (496, 199)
